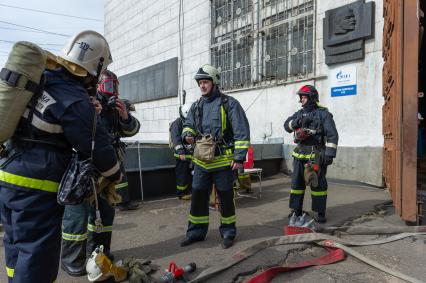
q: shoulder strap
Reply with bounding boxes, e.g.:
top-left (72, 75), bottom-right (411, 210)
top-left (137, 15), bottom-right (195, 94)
top-left (26, 74), bottom-right (46, 139)
top-left (194, 94), bottom-right (230, 138)
top-left (220, 93), bottom-right (230, 114)
top-left (90, 112), bottom-right (97, 161)
top-left (0, 68), bottom-right (41, 93)
top-left (194, 98), bottom-right (202, 134)
top-left (219, 93), bottom-right (232, 140)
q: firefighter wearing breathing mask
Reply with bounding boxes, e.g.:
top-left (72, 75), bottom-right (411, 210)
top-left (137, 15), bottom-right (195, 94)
top-left (284, 85), bottom-right (338, 223)
top-left (61, 70), bottom-right (140, 277)
top-left (96, 70), bottom-right (140, 210)
top-left (0, 30), bottom-right (122, 282)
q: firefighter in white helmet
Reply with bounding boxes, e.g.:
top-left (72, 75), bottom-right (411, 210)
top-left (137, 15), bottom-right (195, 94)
top-left (0, 30), bottom-right (121, 282)
top-left (180, 64), bottom-right (251, 249)
top-left (170, 103), bottom-right (193, 200)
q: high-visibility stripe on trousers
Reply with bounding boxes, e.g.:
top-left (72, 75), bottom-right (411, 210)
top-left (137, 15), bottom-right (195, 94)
top-left (290, 158), bottom-right (328, 213)
top-left (237, 173), bottom-right (251, 191)
top-left (175, 159), bottom-right (192, 197)
top-left (61, 197), bottom-right (115, 272)
top-left (86, 197), bottom-right (115, 257)
top-left (61, 202), bottom-right (90, 272)
top-left (186, 166), bottom-right (236, 241)
top-left (0, 170), bottom-right (59, 193)
top-left (0, 185), bottom-right (63, 283)
top-left (115, 162), bottom-right (131, 204)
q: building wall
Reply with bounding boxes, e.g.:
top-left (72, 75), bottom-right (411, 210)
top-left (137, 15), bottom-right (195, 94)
top-left (105, 0), bottom-right (384, 185)
top-left (105, 0), bottom-right (211, 141)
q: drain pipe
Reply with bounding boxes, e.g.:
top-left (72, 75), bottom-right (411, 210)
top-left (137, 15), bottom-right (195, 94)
top-left (137, 141), bottom-right (144, 201)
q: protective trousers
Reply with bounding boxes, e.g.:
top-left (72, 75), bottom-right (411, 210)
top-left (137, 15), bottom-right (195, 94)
top-left (186, 166), bottom-right (236, 240)
top-left (237, 173), bottom-right (251, 192)
top-left (61, 197), bottom-right (115, 272)
top-left (115, 162), bottom-right (130, 204)
top-left (0, 186), bottom-right (63, 283)
top-left (175, 159), bottom-right (192, 197)
top-left (61, 202), bottom-right (90, 273)
top-left (87, 196), bottom-right (115, 256)
top-left (290, 158), bottom-right (328, 213)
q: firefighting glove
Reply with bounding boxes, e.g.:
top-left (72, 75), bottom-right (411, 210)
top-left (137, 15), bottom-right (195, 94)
top-left (304, 164), bottom-right (318, 187)
top-left (300, 116), bottom-right (313, 127)
top-left (123, 257), bottom-right (160, 283)
top-left (323, 155), bottom-right (333, 166)
top-left (293, 116), bottom-right (312, 129)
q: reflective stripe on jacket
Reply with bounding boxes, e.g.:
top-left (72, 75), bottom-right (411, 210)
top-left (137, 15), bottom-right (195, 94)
top-left (182, 87), bottom-right (250, 171)
top-left (0, 70), bottom-right (121, 192)
top-left (284, 105), bottom-right (338, 159)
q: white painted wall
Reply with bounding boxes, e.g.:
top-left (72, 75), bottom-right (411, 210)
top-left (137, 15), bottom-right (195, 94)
top-left (105, 0), bottom-right (211, 142)
top-left (314, 0), bottom-right (384, 148)
top-left (105, 0), bottom-right (384, 148)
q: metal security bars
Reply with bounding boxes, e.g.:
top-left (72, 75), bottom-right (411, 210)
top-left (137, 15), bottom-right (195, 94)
top-left (211, 0), bottom-right (315, 91)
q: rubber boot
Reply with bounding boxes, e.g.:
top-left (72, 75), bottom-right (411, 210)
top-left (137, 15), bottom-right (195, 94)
top-left (87, 231), bottom-right (114, 261)
top-left (61, 239), bottom-right (87, 276)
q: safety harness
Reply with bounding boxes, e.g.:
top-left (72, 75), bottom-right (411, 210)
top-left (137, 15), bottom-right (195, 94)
top-left (191, 93), bottom-right (235, 169)
top-left (194, 92), bottom-right (231, 144)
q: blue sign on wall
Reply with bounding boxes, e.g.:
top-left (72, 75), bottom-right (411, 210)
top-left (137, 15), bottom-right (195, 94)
top-left (331, 85), bottom-right (357, 97)
top-left (330, 66), bottom-right (357, 97)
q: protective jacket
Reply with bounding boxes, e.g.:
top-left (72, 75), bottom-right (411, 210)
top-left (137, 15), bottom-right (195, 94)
top-left (284, 104), bottom-right (338, 160)
top-left (182, 87), bottom-right (250, 171)
top-left (170, 117), bottom-right (192, 160)
top-left (61, 92), bottom-right (140, 275)
top-left (96, 92), bottom-right (140, 149)
top-left (0, 69), bottom-right (121, 191)
top-left (95, 92), bottom-right (140, 202)
top-left (0, 69), bottom-right (121, 283)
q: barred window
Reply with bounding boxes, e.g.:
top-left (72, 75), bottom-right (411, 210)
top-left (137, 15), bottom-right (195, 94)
top-left (211, 0), bottom-right (315, 91)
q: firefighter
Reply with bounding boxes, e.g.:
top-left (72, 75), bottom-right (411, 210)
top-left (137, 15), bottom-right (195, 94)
top-left (170, 103), bottom-right (193, 200)
top-left (61, 70), bottom-right (140, 277)
top-left (0, 31), bottom-right (122, 283)
top-left (283, 85), bottom-right (338, 223)
top-left (95, 70), bottom-right (141, 211)
top-left (180, 64), bottom-right (250, 249)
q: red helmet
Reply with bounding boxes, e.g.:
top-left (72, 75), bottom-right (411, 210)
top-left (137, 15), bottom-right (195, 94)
top-left (297, 85), bottom-right (318, 102)
top-left (97, 70), bottom-right (119, 96)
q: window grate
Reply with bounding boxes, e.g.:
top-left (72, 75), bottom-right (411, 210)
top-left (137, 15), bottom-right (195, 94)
top-left (211, 0), bottom-right (315, 91)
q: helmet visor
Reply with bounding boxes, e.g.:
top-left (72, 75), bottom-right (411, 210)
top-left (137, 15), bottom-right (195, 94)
top-left (98, 78), bottom-right (119, 96)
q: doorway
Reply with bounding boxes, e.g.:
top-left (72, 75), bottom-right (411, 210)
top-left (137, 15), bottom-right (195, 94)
top-left (417, 0), bottom-right (426, 223)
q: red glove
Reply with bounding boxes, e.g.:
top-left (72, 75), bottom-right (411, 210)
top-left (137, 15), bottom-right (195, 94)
top-left (294, 128), bottom-right (310, 142)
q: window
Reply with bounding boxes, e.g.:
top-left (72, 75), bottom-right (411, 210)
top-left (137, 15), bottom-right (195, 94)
top-left (211, 0), bottom-right (315, 91)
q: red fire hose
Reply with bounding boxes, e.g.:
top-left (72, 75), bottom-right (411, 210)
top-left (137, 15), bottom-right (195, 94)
top-left (246, 226), bottom-right (345, 283)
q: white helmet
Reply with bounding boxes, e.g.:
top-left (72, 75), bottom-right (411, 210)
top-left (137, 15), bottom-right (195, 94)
top-left (86, 245), bottom-right (127, 282)
top-left (58, 30), bottom-right (112, 77)
top-left (86, 246), bottom-right (108, 282)
top-left (194, 64), bottom-right (221, 85)
top-left (179, 103), bottom-right (191, 119)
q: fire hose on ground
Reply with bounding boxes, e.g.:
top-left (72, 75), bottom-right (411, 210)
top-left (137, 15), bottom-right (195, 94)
top-left (188, 226), bottom-right (426, 283)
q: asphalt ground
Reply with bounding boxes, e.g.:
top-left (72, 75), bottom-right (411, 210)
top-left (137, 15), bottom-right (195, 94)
top-left (2, 173), bottom-right (424, 283)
